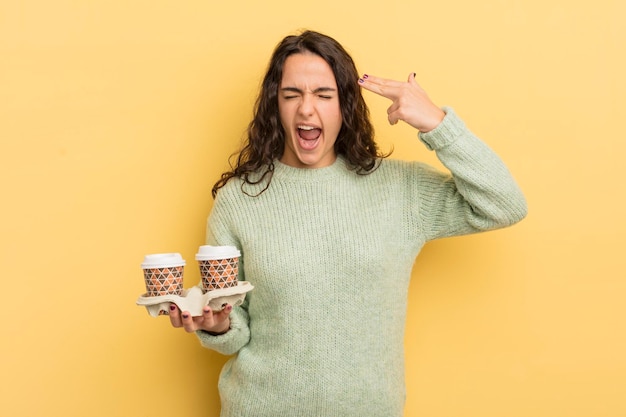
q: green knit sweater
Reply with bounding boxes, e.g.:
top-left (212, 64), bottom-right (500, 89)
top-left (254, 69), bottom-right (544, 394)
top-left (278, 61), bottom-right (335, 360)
top-left (196, 108), bottom-right (527, 417)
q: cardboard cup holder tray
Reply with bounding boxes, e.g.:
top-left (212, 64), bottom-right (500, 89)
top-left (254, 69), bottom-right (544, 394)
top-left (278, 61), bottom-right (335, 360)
top-left (136, 281), bottom-right (253, 317)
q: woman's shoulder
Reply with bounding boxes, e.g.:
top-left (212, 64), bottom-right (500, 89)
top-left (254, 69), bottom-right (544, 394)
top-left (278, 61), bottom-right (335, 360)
top-left (213, 176), bottom-right (244, 204)
top-left (365, 158), bottom-right (445, 192)
top-left (214, 169), bottom-right (273, 202)
top-left (376, 157), bottom-right (436, 176)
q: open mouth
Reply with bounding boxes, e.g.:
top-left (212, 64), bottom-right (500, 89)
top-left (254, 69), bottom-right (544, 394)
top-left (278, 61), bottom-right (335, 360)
top-left (297, 125), bottom-right (322, 150)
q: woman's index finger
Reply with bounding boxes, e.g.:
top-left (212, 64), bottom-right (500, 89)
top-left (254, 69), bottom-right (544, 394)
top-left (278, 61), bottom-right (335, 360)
top-left (358, 74), bottom-right (402, 100)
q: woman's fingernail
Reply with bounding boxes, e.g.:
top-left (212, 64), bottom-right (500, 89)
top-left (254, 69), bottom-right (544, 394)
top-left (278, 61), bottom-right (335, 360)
top-left (363, 74), bottom-right (368, 79)
top-left (170, 304), bottom-right (177, 311)
top-left (358, 78), bottom-right (364, 84)
top-left (182, 313), bottom-right (189, 319)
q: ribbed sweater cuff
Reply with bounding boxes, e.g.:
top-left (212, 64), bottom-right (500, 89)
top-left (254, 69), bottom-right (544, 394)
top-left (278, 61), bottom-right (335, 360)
top-left (195, 308), bottom-right (248, 355)
top-left (418, 107), bottom-right (467, 151)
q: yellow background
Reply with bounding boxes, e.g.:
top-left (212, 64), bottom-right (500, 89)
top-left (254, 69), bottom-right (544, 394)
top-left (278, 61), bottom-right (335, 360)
top-left (1, 1), bottom-right (624, 416)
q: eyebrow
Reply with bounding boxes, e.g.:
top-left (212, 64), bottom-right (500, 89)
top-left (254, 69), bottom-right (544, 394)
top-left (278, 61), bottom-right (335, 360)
top-left (280, 86), bottom-right (337, 94)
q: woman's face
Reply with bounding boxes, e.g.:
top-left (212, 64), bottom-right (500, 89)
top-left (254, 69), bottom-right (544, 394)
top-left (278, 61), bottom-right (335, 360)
top-left (278, 52), bottom-right (342, 169)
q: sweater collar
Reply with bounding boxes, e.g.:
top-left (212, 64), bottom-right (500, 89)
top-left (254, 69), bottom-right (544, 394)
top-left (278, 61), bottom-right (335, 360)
top-left (273, 155), bottom-right (349, 181)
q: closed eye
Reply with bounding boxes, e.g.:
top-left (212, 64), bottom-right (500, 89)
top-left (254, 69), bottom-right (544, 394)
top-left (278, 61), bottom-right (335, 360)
top-left (280, 86), bottom-right (336, 100)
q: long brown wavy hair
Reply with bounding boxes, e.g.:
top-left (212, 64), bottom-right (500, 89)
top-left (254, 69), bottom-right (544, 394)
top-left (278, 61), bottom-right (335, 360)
top-left (212, 30), bottom-right (389, 198)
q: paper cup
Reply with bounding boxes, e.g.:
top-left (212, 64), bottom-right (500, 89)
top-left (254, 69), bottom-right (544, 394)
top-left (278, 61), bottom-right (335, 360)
top-left (141, 253), bottom-right (185, 297)
top-left (196, 245), bottom-right (240, 292)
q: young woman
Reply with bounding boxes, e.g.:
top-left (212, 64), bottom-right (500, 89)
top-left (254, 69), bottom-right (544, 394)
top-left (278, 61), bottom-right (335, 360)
top-left (169, 30), bottom-right (527, 417)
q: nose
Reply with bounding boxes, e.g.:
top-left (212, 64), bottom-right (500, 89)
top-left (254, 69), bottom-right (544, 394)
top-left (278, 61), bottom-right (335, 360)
top-left (298, 92), bottom-right (314, 116)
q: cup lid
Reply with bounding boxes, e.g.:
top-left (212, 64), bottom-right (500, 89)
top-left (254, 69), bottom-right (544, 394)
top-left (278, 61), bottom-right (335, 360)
top-left (141, 253), bottom-right (186, 269)
top-left (195, 245), bottom-right (241, 260)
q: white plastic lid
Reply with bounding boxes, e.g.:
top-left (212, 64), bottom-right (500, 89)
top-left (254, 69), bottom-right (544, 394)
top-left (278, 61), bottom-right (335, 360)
top-left (141, 253), bottom-right (186, 269)
top-left (195, 245), bottom-right (241, 261)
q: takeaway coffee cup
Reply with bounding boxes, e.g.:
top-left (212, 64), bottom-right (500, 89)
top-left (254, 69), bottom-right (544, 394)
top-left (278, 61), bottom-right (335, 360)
top-left (141, 253), bottom-right (185, 297)
top-left (195, 245), bottom-right (241, 292)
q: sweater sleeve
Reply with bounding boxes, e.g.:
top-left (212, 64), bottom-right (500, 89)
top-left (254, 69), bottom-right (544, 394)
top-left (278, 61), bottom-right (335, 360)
top-left (415, 107), bottom-right (527, 241)
top-left (194, 188), bottom-right (251, 355)
top-left (195, 302), bottom-right (250, 355)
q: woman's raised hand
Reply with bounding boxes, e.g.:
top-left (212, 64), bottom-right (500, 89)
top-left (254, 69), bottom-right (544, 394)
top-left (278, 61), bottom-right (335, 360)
top-left (358, 73), bottom-right (445, 133)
